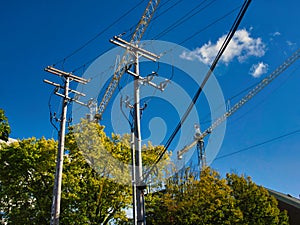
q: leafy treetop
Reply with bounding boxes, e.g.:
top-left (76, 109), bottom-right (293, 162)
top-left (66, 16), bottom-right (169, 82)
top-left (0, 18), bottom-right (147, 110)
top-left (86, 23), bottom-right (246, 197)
top-left (0, 109), bottom-right (11, 142)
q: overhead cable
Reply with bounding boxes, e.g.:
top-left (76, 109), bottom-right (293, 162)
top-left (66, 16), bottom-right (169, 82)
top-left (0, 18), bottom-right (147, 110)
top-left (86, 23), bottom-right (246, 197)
top-left (53, 0), bottom-right (147, 66)
top-left (143, 0), bottom-right (252, 181)
top-left (214, 128), bottom-right (300, 160)
top-left (153, 0), bottom-right (217, 40)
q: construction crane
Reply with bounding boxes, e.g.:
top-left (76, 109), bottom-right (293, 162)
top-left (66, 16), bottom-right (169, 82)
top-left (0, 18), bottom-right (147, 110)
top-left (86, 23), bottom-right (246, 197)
top-left (94, 0), bottom-right (160, 120)
top-left (177, 47), bottom-right (300, 161)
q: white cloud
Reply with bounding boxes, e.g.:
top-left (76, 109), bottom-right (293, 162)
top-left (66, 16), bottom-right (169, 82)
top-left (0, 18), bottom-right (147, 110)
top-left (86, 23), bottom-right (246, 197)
top-left (180, 29), bottom-right (266, 65)
top-left (286, 40), bottom-right (296, 46)
top-left (249, 62), bottom-right (268, 78)
top-left (272, 31), bottom-right (281, 37)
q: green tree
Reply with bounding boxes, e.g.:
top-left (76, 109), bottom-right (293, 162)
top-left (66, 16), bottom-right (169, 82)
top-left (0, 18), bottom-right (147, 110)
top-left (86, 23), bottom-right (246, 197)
top-left (226, 173), bottom-right (289, 225)
top-left (0, 109), bottom-right (11, 142)
top-left (64, 120), bottom-right (170, 224)
top-left (0, 120), bottom-right (170, 224)
top-left (146, 167), bottom-right (243, 225)
top-left (0, 138), bottom-right (56, 224)
top-left (70, 120), bottom-right (169, 186)
top-left (146, 167), bottom-right (289, 225)
top-left (62, 121), bottom-right (133, 225)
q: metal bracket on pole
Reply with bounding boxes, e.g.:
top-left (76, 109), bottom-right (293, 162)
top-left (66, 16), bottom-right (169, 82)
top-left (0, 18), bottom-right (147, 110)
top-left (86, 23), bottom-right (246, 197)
top-left (110, 36), bottom-right (160, 62)
top-left (45, 66), bottom-right (89, 84)
top-left (126, 70), bottom-right (169, 92)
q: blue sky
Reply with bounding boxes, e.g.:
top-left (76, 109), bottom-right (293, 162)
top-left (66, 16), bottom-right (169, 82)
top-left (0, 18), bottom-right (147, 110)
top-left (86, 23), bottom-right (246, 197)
top-left (1, 0), bottom-right (300, 198)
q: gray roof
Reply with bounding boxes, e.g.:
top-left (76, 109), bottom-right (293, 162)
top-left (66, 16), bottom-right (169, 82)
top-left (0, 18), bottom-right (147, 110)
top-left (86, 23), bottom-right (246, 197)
top-left (267, 188), bottom-right (300, 209)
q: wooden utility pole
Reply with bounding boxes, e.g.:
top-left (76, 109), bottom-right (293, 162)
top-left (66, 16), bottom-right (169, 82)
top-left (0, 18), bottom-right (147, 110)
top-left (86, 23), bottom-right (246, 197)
top-left (44, 66), bottom-right (88, 225)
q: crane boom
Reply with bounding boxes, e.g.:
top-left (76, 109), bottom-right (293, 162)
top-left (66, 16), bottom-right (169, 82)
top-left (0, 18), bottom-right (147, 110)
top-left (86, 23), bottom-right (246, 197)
top-left (96, 0), bottom-right (160, 119)
top-left (178, 47), bottom-right (300, 159)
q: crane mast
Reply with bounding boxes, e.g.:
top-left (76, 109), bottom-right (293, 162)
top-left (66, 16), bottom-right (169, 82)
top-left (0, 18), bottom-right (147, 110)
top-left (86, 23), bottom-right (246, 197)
top-left (95, 0), bottom-right (160, 119)
top-left (178, 47), bottom-right (300, 159)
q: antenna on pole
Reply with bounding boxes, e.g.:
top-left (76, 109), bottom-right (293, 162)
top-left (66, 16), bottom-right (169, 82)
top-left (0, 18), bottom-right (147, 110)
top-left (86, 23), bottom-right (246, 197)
top-left (44, 66), bottom-right (89, 225)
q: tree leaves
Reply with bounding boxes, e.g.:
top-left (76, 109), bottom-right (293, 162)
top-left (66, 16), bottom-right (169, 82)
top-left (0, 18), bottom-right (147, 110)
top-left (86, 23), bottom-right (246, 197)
top-left (0, 138), bottom-right (56, 224)
top-left (0, 109), bottom-right (11, 142)
top-left (0, 117), bottom-right (288, 224)
top-left (146, 167), bottom-right (289, 225)
top-left (226, 173), bottom-right (289, 225)
top-left (0, 120), bottom-right (170, 224)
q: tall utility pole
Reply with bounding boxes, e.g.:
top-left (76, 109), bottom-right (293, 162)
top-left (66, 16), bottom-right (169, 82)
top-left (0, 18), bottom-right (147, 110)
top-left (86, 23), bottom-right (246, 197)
top-left (133, 55), bottom-right (143, 225)
top-left (44, 66), bottom-right (89, 225)
top-left (111, 36), bottom-right (166, 225)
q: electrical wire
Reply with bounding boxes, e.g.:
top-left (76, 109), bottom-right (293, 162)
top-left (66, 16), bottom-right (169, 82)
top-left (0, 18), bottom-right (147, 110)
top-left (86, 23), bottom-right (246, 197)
top-left (120, 96), bottom-right (133, 130)
top-left (202, 62), bottom-right (300, 126)
top-left (73, 0), bottom-right (238, 106)
top-left (62, 1), bottom-right (246, 140)
top-left (56, 0), bottom-right (237, 120)
top-left (124, 2), bottom-right (239, 120)
top-left (165, 0), bottom-right (252, 160)
top-left (143, 0), bottom-right (252, 181)
top-left (71, 0), bottom-right (182, 74)
top-left (48, 88), bottom-right (59, 133)
top-left (72, 0), bottom-right (220, 74)
top-left (144, 0), bottom-right (185, 38)
top-left (200, 81), bottom-right (259, 125)
top-left (53, 0), bottom-right (147, 67)
top-left (153, 0), bottom-right (184, 21)
top-left (70, 1), bottom-right (246, 141)
top-left (179, 5), bottom-right (241, 45)
top-left (71, 0), bottom-right (165, 73)
top-left (214, 128), bottom-right (300, 161)
top-left (141, 4), bottom-right (241, 63)
top-left (231, 65), bottom-right (300, 124)
top-left (153, 0), bottom-right (217, 40)
top-left (188, 3), bottom-right (251, 124)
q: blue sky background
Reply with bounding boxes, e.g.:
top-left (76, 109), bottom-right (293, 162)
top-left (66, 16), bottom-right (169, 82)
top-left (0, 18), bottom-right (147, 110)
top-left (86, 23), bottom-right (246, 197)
top-left (1, 0), bottom-right (300, 198)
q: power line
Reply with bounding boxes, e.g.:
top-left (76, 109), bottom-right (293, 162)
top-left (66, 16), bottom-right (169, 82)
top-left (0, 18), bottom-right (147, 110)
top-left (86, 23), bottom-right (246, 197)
top-left (144, 0), bottom-right (251, 182)
top-left (153, 0), bottom-right (184, 21)
top-left (165, 0), bottom-right (252, 159)
top-left (214, 128), bottom-right (300, 160)
top-left (73, 1), bottom-right (239, 77)
top-left (143, 0), bottom-right (252, 181)
top-left (71, 47), bottom-right (115, 73)
top-left (53, 0), bottom-right (147, 66)
top-left (141, 4), bottom-right (241, 63)
top-left (200, 81), bottom-right (260, 125)
top-left (202, 63), bottom-right (300, 126)
top-left (130, 3), bottom-right (242, 107)
top-left (143, 0), bottom-right (185, 39)
top-left (153, 0), bottom-right (217, 40)
top-left (71, 1), bottom-right (171, 73)
top-left (48, 88), bottom-right (60, 133)
top-left (179, 5), bottom-right (241, 45)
